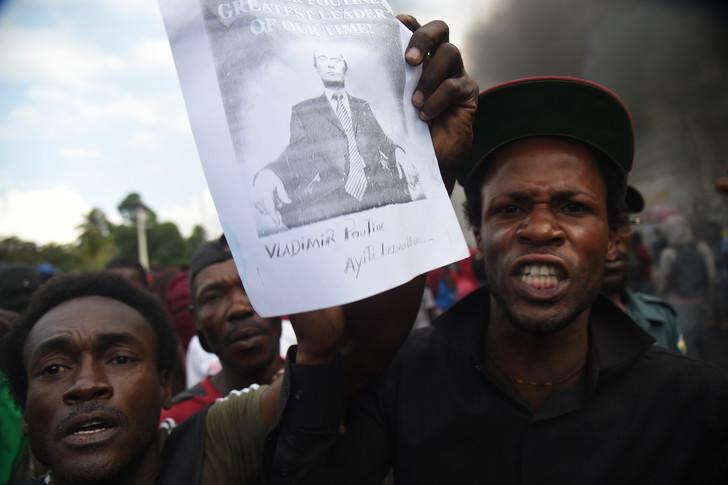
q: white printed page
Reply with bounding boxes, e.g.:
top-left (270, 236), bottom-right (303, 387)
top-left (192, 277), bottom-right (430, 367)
top-left (159, 0), bottom-right (468, 316)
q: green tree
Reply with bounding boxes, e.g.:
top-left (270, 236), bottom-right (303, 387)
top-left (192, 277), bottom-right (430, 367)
top-left (112, 193), bottom-right (190, 268)
top-left (148, 222), bottom-right (187, 267)
top-left (0, 237), bottom-right (82, 272)
top-left (117, 192), bottom-right (157, 225)
top-left (0, 237), bottom-right (40, 264)
top-left (38, 243), bottom-right (80, 272)
top-left (76, 208), bottom-right (117, 270)
top-left (185, 224), bottom-right (207, 260)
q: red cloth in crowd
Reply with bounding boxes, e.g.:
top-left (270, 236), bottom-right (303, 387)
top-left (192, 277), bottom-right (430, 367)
top-left (159, 376), bottom-right (223, 426)
top-left (426, 267), bottom-right (447, 298)
top-left (165, 270), bottom-right (196, 350)
top-left (455, 251), bottom-right (479, 299)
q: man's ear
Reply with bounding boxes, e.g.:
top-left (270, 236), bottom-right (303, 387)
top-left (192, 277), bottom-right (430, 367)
top-left (606, 227), bottom-right (618, 261)
top-left (159, 369), bottom-right (173, 409)
top-left (190, 302), bottom-right (212, 353)
top-left (473, 229), bottom-right (484, 258)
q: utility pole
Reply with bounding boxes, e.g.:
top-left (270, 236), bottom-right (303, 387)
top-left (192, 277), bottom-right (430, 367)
top-left (136, 205), bottom-right (150, 270)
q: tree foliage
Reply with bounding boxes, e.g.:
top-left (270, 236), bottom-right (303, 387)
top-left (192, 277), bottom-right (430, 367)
top-left (186, 225), bottom-right (207, 260)
top-left (117, 192), bottom-right (157, 225)
top-left (1, 192), bottom-right (213, 273)
top-left (77, 208), bottom-right (116, 270)
top-left (0, 237), bottom-right (79, 272)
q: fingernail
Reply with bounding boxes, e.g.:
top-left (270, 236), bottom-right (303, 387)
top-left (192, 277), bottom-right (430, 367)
top-left (419, 110), bottom-right (430, 121)
top-left (412, 90), bottom-right (424, 107)
top-left (405, 47), bottom-right (421, 63)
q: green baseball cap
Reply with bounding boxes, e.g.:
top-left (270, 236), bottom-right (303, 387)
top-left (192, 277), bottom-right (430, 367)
top-left (458, 76), bottom-right (634, 185)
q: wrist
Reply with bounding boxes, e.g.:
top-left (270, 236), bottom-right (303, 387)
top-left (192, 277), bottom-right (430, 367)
top-left (295, 348), bottom-right (338, 366)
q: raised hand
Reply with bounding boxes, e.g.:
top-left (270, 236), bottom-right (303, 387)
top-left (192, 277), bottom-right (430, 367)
top-left (398, 15), bottom-right (479, 194)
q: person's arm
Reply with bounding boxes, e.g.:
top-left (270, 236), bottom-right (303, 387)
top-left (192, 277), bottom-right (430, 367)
top-left (265, 16), bottom-right (478, 484)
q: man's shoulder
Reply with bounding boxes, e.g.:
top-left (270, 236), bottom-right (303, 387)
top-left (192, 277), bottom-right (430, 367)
top-left (347, 94), bottom-right (370, 108)
top-left (206, 384), bottom-right (266, 425)
top-left (629, 291), bottom-right (677, 319)
top-left (160, 379), bottom-right (220, 426)
top-left (170, 380), bottom-right (211, 404)
top-left (398, 325), bottom-right (441, 359)
top-left (637, 345), bottom-right (728, 389)
top-left (292, 94), bottom-right (328, 111)
top-left (395, 289), bottom-right (487, 365)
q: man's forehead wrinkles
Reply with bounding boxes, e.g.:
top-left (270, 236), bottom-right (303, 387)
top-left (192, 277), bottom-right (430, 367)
top-left (196, 274), bottom-right (243, 298)
top-left (27, 329), bottom-right (142, 356)
top-left (485, 186), bottom-right (597, 202)
top-left (28, 334), bottom-right (76, 359)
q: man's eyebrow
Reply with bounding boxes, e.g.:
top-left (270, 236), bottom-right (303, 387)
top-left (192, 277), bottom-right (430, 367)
top-left (196, 281), bottom-right (227, 296)
top-left (494, 190), bottom-right (596, 199)
top-left (96, 332), bottom-right (144, 349)
top-left (31, 335), bottom-right (75, 358)
top-left (31, 332), bottom-right (144, 359)
top-left (197, 274), bottom-right (243, 297)
top-left (551, 190), bottom-right (600, 200)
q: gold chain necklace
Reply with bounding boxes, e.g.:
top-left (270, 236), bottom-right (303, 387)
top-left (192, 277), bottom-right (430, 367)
top-left (486, 355), bottom-right (586, 387)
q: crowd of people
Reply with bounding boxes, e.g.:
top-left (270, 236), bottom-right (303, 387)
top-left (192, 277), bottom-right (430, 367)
top-left (1, 16), bottom-right (728, 485)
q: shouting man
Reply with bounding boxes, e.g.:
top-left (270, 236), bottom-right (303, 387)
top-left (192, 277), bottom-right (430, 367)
top-left (270, 77), bottom-right (728, 484)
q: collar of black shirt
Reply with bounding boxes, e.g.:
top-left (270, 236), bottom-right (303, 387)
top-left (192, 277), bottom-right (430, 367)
top-left (433, 286), bottom-right (655, 420)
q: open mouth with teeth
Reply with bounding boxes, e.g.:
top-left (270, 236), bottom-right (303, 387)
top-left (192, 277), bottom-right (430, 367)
top-left (72, 420), bottom-right (112, 435)
top-left (61, 418), bottom-right (120, 447)
top-left (520, 264), bottom-right (563, 290)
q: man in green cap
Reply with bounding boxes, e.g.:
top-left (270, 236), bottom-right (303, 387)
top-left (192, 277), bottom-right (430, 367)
top-left (602, 186), bottom-right (683, 352)
top-left (269, 77), bottom-right (728, 484)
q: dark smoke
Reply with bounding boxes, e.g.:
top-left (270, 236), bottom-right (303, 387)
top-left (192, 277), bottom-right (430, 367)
top-left (388, 0), bottom-right (727, 225)
top-left (464, 0), bottom-right (728, 223)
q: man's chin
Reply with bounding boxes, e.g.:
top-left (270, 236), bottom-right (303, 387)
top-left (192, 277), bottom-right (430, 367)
top-left (51, 456), bottom-right (124, 485)
top-left (496, 297), bottom-right (590, 336)
top-left (602, 275), bottom-right (626, 295)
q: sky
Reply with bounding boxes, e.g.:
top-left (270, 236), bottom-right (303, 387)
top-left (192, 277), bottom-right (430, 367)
top-left (0, 0), bottom-right (495, 246)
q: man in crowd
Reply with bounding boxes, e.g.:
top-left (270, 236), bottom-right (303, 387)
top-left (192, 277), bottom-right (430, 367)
top-left (0, 264), bottom-right (41, 484)
top-left (657, 213), bottom-right (716, 358)
top-left (602, 185), bottom-right (682, 351)
top-left (2, 272), bottom-right (277, 485)
top-left (270, 77), bottom-right (728, 484)
top-left (0, 17), bottom-right (478, 485)
top-left (2, 268), bottom-right (438, 485)
top-left (160, 236), bottom-right (284, 425)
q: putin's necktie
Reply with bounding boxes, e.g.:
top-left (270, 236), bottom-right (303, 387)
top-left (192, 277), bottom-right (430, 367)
top-left (334, 93), bottom-right (368, 201)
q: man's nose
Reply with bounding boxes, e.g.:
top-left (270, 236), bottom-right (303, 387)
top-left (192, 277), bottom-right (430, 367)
top-left (62, 358), bottom-right (113, 405)
top-left (227, 287), bottom-right (255, 321)
top-left (516, 207), bottom-right (565, 246)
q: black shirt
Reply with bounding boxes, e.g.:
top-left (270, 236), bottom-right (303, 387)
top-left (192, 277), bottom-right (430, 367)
top-left (270, 287), bottom-right (728, 484)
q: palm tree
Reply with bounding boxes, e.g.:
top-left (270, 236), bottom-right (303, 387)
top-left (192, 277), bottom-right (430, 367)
top-left (76, 208), bottom-right (116, 270)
